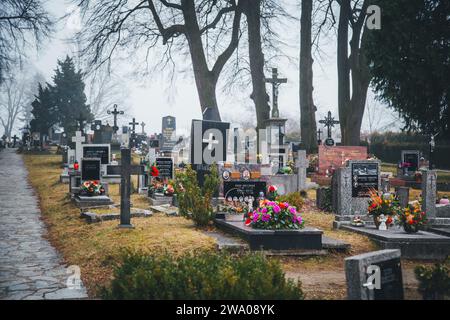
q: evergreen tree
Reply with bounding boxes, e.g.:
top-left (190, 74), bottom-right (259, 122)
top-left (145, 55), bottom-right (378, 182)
top-left (50, 56), bottom-right (92, 137)
top-left (366, 0), bottom-right (450, 138)
top-left (30, 83), bottom-right (57, 144)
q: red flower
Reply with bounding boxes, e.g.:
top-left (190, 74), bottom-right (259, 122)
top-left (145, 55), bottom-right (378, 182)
top-left (268, 185), bottom-right (276, 192)
top-left (150, 166), bottom-right (159, 177)
top-left (245, 218), bottom-right (252, 226)
top-left (279, 202), bottom-right (286, 209)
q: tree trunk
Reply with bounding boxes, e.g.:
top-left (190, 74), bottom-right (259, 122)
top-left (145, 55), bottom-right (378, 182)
top-left (243, 0), bottom-right (270, 131)
top-left (337, 0), bottom-right (351, 144)
top-left (182, 0), bottom-right (221, 121)
top-left (299, 0), bottom-right (317, 154)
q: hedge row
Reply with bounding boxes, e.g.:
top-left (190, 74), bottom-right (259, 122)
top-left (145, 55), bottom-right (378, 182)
top-left (369, 143), bottom-right (450, 169)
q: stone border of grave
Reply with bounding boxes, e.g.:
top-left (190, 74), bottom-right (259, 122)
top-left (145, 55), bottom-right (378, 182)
top-left (80, 209), bottom-right (153, 223)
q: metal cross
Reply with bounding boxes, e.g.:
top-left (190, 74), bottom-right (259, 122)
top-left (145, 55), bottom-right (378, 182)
top-left (76, 113), bottom-right (87, 134)
top-left (319, 111), bottom-right (340, 139)
top-left (106, 148), bottom-right (145, 228)
top-left (129, 118), bottom-right (139, 148)
top-left (107, 104), bottom-right (124, 134)
top-left (317, 129), bottom-right (323, 145)
top-left (265, 68), bottom-right (287, 118)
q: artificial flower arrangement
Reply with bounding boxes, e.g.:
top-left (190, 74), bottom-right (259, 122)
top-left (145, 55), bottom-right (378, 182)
top-left (395, 201), bottom-right (427, 233)
top-left (279, 166), bottom-right (293, 174)
top-left (146, 162), bottom-right (159, 177)
top-left (149, 178), bottom-right (165, 195)
top-left (351, 216), bottom-right (365, 227)
top-left (245, 200), bottom-right (304, 230)
top-left (163, 184), bottom-right (175, 196)
top-left (267, 185), bottom-right (278, 201)
top-left (367, 189), bottom-right (398, 229)
top-left (80, 180), bottom-right (105, 196)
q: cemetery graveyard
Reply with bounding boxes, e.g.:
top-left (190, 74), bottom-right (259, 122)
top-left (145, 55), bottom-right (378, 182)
top-left (1, 0), bottom-right (450, 304)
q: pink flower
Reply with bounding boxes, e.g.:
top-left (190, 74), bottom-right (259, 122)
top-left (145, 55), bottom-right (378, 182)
top-left (261, 207), bottom-right (268, 214)
top-left (273, 205), bottom-right (281, 214)
top-left (253, 213), bottom-right (260, 222)
top-left (267, 201), bottom-right (275, 206)
top-left (262, 214), bottom-right (271, 222)
top-left (289, 207), bottom-right (296, 214)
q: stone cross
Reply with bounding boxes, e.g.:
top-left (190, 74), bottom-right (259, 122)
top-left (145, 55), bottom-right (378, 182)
top-left (71, 131), bottom-right (85, 165)
top-left (319, 111), bottom-right (340, 139)
top-left (296, 150), bottom-right (308, 190)
top-left (422, 170), bottom-right (437, 218)
top-left (140, 121), bottom-right (146, 134)
top-left (107, 148), bottom-right (145, 228)
top-left (107, 104), bottom-right (124, 133)
top-left (265, 68), bottom-right (287, 118)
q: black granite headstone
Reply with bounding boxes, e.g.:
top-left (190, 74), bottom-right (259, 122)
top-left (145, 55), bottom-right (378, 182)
top-left (81, 159), bottom-right (101, 181)
top-left (351, 162), bottom-right (379, 197)
top-left (223, 180), bottom-right (266, 207)
top-left (161, 116), bottom-right (176, 152)
top-left (83, 145), bottom-right (110, 164)
top-left (155, 157), bottom-right (174, 179)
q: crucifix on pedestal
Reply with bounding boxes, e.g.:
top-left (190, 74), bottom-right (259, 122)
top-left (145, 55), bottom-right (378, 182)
top-left (129, 118), bottom-right (139, 148)
top-left (76, 113), bottom-right (87, 134)
top-left (319, 111), bottom-right (340, 146)
top-left (107, 104), bottom-right (124, 134)
top-left (265, 68), bottom-right (287, 118)
top-left (140, 122), bottom-right (146, 135)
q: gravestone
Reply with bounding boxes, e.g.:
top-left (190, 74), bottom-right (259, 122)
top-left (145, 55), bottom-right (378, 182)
top-left (422, 170), bottom-right (437, 218)
top-left (401, 150), bottom-right (420, 176)
top-left (318, 145), bottom-right (368, 175)
top-left (345, 249), bottom-right (403, 300)
top-left (395, 186), bottom-right (410, 208)
top-left (334, 160), bottom-right (381, 227)
top-left (190, 119), bottom-right (230, 186)
top-left (161, 116), bottom-right (176, 152)
top-left (223, 180), bottom-right (266, 207)
top-left (81, 158), bottom-right (101, 181)
top-left (296, 150), bottom-right (308, 190)
top-left (155, 157), bottom-right (174, 180)
top-left (82, 144), bottom-right (111, 165)
top-left (381, 178), bottom-right (390, 193)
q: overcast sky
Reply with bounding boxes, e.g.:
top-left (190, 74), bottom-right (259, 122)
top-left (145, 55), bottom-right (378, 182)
top-left (19, 0), bottom-right (401, 138)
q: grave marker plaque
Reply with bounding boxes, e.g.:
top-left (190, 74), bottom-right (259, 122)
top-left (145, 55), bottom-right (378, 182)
top-left (401, 150), bottom-right (420, 173)
top-left (82, 144), bottom-right (110, 164)
top-left (351, 162), bottom-right (379, 197)
top-left (81, 158), bottom-right (101, 181)
top-left (223, 181), bottom-right (266, 206)
top-left (155, 157), bottom-right (174, 179)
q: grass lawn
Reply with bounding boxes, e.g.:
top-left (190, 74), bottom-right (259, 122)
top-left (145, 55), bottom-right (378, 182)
top-left (23, 153), bottom-right (434, 299)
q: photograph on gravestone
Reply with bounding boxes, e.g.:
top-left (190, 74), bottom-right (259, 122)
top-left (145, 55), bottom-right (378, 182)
top-left (223, 181), bottom-right (266, 207)
top-left (351, 162), bottom-right (379, 197)
top-left (81, 159), bottom-right (101, 181)
top-left (82, 145), bottom-right (111, 164)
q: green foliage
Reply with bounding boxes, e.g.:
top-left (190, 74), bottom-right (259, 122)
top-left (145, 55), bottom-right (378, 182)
top-left (276, 192), bottom-right (305, 211)
top-left (317, 187), bottom-right (333, 212)
top-left (102, 250), bottom-right (304, 300)
top-left (366, 0), bottom-right (450, 137)
top-left (174, 165), bottom-right (219, 227)
top-left (30, 84), bottom-right (58, 137)
top-left (414, 258), bottom-right (450, 300)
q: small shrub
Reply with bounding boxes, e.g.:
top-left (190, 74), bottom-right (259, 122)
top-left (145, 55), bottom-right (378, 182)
top-left (174, 165), bottom-right (219, 227)
top-left (414, 258), bottom-right (450, 300)
top-left (101, 250), bottom-right (304, 300)
top-left (276, 192), bottom-right (304, 211)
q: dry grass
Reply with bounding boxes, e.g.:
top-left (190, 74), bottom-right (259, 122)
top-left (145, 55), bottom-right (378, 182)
top-left (23, 154), bottom-right (215, 297)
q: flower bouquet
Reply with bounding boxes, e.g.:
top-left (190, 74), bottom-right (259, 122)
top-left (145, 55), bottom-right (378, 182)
top-left (351, 216), bottom-right (365, 227)
top-left (163, 184), bottom-right (175, 196)
top-left (218, 200), bottom-right (249, 221)
top-left (146, 162), bottom-right (159, 177)
top-left (367, 189), bottom-right (398, 229)
top-left (245, 200), bottom-right (304, 230)
top-left (80, 180), bottom-right (105, 196)
top-left (396, 202), bottom-right (427, 233)
top-left (267, 185), bottom-right (278, 201)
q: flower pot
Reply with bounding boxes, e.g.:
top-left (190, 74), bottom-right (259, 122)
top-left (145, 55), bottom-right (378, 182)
top-left (373, 216), bottom-right (381, 229)
top-left (403, 224), bottom-right (419, 233)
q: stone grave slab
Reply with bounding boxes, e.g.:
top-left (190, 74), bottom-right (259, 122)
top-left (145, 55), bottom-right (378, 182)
top-left (341, 225), bottom-right (450, 259)
top-left (149, 193), bottom-right (173, 206)
top-left (214, 219), bottom-right (323, 251)
top-left (74, 195), bottom-right (114, 208)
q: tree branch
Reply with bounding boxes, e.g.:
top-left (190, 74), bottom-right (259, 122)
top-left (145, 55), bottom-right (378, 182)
top-left (146, 0), bottom-right (185, 44)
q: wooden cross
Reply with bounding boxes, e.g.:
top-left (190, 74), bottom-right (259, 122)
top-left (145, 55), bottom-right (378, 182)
top-left (107, 148), bottom-right (145, 228)
top-left (265, 68), bottom-right (287, 118)
top-left (319, 111), bottom-right (340, 139)
top-left (107, 104), bottom-right (124, 133)
top-left (71, 131), bottom-right (85, 164)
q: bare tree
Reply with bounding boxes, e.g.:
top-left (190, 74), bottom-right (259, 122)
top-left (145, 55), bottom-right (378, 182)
top-left (0, 75), bottom-right (28, 139)
top-left (0, 0), bottom-right (53, 84)
top-left (75, 0), bottom-right (246, 121)
top-left (19, 70), bottom-right (46, 125)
